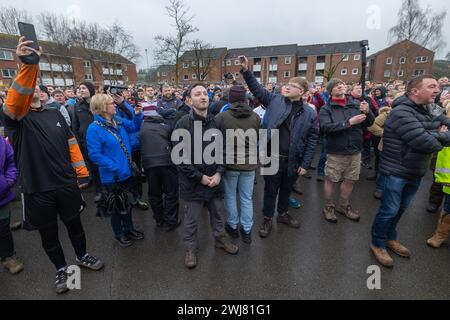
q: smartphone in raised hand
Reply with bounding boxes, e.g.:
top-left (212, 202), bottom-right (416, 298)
top-left (18, 22), bottom-right (39, 50)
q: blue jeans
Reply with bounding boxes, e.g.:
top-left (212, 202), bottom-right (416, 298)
top-left (103, 179), bottom-right (135, 239)
top-left (375, 174), bottom-right (386, 193)
top-left (317, 135), bottom-right (328, 177)
top-left (223, 170), bottom-right (256, 233)
top-left (371, 175), bottom-right (422, 248)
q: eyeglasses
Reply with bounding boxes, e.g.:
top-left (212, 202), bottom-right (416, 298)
top-left (284, 83), bottom-right (302, 90)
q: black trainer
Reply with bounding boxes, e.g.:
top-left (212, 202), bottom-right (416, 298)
top-left (125, 229), bottom-right (145, 241)
top-left (76, 253), bottom-right (104, 271)
top-left (55, 268), bottom-right (69, 295)
top-left (225, 223), bottom-right (239, 239)
top-left (240, 226), bottom-right (252, 244)
top-left (115, 235), bottom-right (133, 247)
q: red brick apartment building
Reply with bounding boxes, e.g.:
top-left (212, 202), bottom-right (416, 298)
top-left (156, 40), bottom-right (435, 86)
top-left (0, 33), bottom-right (137, 91)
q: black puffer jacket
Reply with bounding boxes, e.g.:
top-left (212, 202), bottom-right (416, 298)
top-left (140, 116), bottom-right (175, 169)
top-left (72, 99), bottom-right (94, 159)
top-left (174, 110), bottom-right (225, 202)
top-left (319, 96), bottom-right (375, 155)
top-left (380, 96), bottom-right (450, 179)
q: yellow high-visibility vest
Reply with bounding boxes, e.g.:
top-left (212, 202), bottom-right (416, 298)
top-left (435, 147), bottom-right (450, 195)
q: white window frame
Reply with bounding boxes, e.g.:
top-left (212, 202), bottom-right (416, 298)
top-left (183, 63), bottom-right (189, 69)
top-left (340, 68), bottom-right (348, 76)
top-left (235, 73), bottom-right (240, 78)
top-left (284, 57), bottom-right (292, 65)
top-left (399, 57), bottom-right (406, 64)
top-left (0, 51), bottom-right (13, 61)
top-left (353, 54), bottom-right (361, 61)
top-left (1, 69), bottom-right (16, 78)
top-left (234, 59), bottom-right (240, 66)
top-left (162, 72), bottom-right (167, 77)
top-left (84, 74), bottom-right (93, 80)
top-left (413, 69), bottom-right (425, 76)
top-left (226, 60), bottom-right (231, 66)
top-left (352, 68), bottom-right (359, 75)
top-left (416, 56), bottom-right (428, 64)
top-left (191, 61), bottom-right (196, 67)
top-left (284, 71), bottom-right (290, 78)
top-left (342, 54), bottom-right (349, 61)
top-left (386, 57), bottom-right (393, 65)
top-left (397, 70), bottom-right (404, 77)
top-left (192, 73), bottom-right (197, 80)
top-left (183, 74), bottom-right (189, 80)
top-left (384, 70), bottom-right (391, 78)
top-left (83, 60), bottom-right (91, 67)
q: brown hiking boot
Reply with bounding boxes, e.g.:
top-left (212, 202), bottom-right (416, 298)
top-left (184, 250), bottom-right (197, 269)
top-left (259, 218), bottom-right (273, 238)
top-left (277, 212), bottom-right (300, 229)
top-left (427, 213), bottom-right (450, 248)
top-left (387, 240), bottom-right (411, 258)
top-left (323, 205), bottom-right (337, 223)
top-left (215, 236), bottom-right (239, 255)
top-left (2, 257), bottom-right (24, 274)
top-left (336, 205), bottom-right (360, 222)
top-left (371, 245), bottom-right (394, 268)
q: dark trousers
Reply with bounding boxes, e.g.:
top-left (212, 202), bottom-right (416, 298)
top-left (372, 136), bottom-right (381, 173)
top-left (428, 154), bottom-right (445, 207)
top-left (184, 198), bottom-right (225, 251)
top-left (38, 215), bottom-right (87, 270)
top-left (263, 160), bottom-right (298, 218)
top-left (145, 166), bottom-right (179, 226)
top-left (129, 150), bottom-right (143, 200)
top-left (0, 213), bottom-right (13, 260)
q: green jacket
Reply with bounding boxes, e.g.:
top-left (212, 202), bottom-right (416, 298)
top-left (215, 103), bottom-right (261, 172)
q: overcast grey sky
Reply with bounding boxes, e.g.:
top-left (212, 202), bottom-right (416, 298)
top-left (4, 0), bottom-right (450, 68)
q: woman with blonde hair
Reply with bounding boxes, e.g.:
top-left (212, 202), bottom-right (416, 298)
top-left (86, 94), bottom-right (144, 247)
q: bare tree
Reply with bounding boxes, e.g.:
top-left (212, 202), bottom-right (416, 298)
top-left (324, 55), bottom-right (346, 82)
top-left (389, 0), bottom-right (447, 52)
top-left (0, 6), bottom-right (33, 35)
top-left (154, 0), bottom-right (198, 85)
top-left (187, 39), bottom-right (215, 81)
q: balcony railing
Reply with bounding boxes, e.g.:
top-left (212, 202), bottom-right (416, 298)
top-left (268, 77), bottom-right (277, 83)
top-left (65, 79), bottom-right (74, 86)
top-left (316, 63), bottom-right (325, 70)
top-left (269, 64), bottom-right (278, 71)
top-left (253, 65), bottom-right (261, 72)
top-left (54, 78), bottom-right (65, 86)
top-left (42, 78), bottom-right (54, 85)
top-left (298, 63), bottom-right (307, 71)
top-left (51, 64), bottom-right (62, 72)
top-left (39, 63), bottom-right (51, 71)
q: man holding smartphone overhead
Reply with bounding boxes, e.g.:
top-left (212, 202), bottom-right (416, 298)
top-left (3, 33), bottom-right (104, 294)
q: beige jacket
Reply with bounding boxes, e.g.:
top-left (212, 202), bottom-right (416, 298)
top-left (367, 106), bottom-right (392, 151)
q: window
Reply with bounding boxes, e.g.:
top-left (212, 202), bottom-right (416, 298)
top-left (191, 61), bottom-right (196, 67)
top-left (342, 54), bottom-right (349, 61)
top-left (416, 56), bottom-right (428, 63)
top-left (384, 70), bottom-right (391, 78)
top-left (235, 73), bottom-right (240, 78)
top-left (354, 54), bottom-right (361, 61)
top-left (341, 68), bottom-right (348, 76)
top-left (183, 63), bottom-right (189, 69)
top-left (226, 60), bottom-right (231, 66)
top-left (284, 71), bottom-right (290, 78)
top-left (0, 51), bottom-right (13, 61)
top-left (83, 60), bottom-right (91, 67)
top-left (399, 57), bottom-right (406, 64)
top-left (183, 74), bottom-right (189, 80)
top-left (200, 73), bottom-right (205, 80)
top-left (1, 69), bottom-right (16, 78)
top-left (285, 57), bottom-right (292, 65)
top-left (199, 60), bottom-right (204, 68)
top-left (413, 69), bottom-right (425, 76)
top-left (386, 57), bottom-right (393, 65)
top-left (162, 72), bottom-right (167, 77)
top-left (124, 65), bottom-right (128, 72)
top-left (352, 68), bottom-right (359, 75)
top-left (316, 56), bottom-right (326, 63)
top-left (84, 74), bottom-right (93, 80)
top-left (234, 59), bottom-right (240, 66)
top-left (222, 61), bottom-right (225, 67)
top-left (397, 70), bottom-right (404, 77)
top-left (192, 73), bottom-right (197, 80)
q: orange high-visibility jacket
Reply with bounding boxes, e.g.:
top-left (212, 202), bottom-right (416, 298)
top-left (5, 61), bottom-right (90, 181)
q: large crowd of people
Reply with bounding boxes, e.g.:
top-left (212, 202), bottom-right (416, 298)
top-left (1, 37), bottom-right (450, 294)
